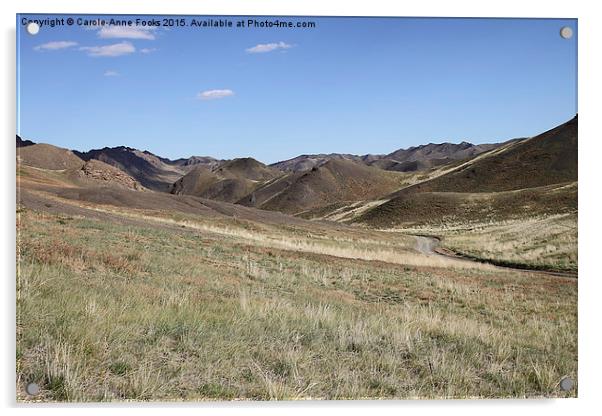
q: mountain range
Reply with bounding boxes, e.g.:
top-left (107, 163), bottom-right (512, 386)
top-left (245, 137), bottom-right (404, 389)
top-left (16, 115), bottom-right (577, 225)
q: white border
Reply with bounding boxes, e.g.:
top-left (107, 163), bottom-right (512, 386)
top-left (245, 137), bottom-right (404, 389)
top-left (2, 1), bottom-right (600, 415)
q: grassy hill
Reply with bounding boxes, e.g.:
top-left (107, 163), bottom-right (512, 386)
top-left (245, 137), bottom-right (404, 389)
top-left (356, 182), bottom-right (577, 228)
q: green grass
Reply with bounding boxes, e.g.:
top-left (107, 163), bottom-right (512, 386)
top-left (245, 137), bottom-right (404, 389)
top-left (16, 210), bottom-right (577, 401)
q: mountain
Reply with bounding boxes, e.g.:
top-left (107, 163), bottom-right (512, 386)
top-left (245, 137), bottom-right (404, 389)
top-left (368, 157), bottom-right (453, 172)
top-left (240, 158), bottom-right (407, 214)
top-left (214, 157), bottom-right (282, 181)
top-left (73, 147), bottom-right (223, 192)
top-left (170, 157), bottom-right (282, 203)
top-left (355, 116), bottom-right (578, 228)
top-left (385, 141), bottom-right (499, 164)
top-left (398, 116), bottom-right (577, 194)
top-left (74, 147), bottom-right (217, 192)
top-left (16, 135), bottom-right (35, 148)
top-left (270, 154), bottom-right (365, 172)
top-left (17, 115), bottom-right (576, 224)
top-left (167, 155), bottom-right (222, 168)
top-left (363, 141), bottom-right (502, 173)
top-left (270, 142), bottom-right (501, 174)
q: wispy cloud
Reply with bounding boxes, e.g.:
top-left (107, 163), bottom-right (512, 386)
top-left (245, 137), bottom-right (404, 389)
top-left (245, 41), bottom-right (293, 54)
top-left (197, 89), bottom-right (235, 100)
top-left (140, 48), bottom-right (158, 54)
top-left (80, 42), bottom-right (136, 57)
top-left (34, 41), bottom-right (78, 51)
top-left (103, 70), bottom-right (119, 77)
top-left (98, 26), bottom-right (156, 40)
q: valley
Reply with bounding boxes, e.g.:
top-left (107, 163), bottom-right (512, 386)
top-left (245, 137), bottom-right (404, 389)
top-left (16, 116), bottom-right (578, 400)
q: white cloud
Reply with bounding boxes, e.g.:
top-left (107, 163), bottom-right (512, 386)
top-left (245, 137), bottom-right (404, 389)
top-left (34, 41), bottom-right (78, 51)
top-left (98, 26), bottom-right (156, 40)
top-left (245, 41), bottom-right (293, 54)
top-left (104, 70), bottom-right (119, 77)
top-left (80, 42), bottom-right (136, 57)
top-left (197, 89), bottom-right (235, 100)
top-left (140, 48), bottom-right (158, 54)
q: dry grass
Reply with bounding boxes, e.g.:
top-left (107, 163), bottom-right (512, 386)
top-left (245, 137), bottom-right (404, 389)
top-left (395, 213), bottom-right (577, 272)
top-left (38, 199), bottom-right (496, 271)
top-left (16, 209), bottom-right (577, 401)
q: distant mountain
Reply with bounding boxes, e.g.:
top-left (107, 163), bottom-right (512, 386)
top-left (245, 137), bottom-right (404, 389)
top-left (270, 154), bottom-right (365, 172)
top-left (168, 155), bottom-right (222, 168)
top-left (368, 157), bottom-right (453, 172)
top-left (18, 115), bottom-right (575, 223)
top-left (371, 141), bottom-right (501, 172)
top-left (170, 157), bottom-right (282, 203)
top-left (270, 142), bottom-right (501, 174)
top-left (240, 158), bottom-right (406, 214)
top-left (385, 141), bottom-right (499, 164)
top-left (215, 157), bottom-right (282, 181)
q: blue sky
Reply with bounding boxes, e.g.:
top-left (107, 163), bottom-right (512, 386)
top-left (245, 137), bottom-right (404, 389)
top-left (17, 15), bottom-right (577, 164)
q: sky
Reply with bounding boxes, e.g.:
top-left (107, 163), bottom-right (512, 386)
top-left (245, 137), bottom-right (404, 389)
top-left (17, 15), bottom-right (577, 164)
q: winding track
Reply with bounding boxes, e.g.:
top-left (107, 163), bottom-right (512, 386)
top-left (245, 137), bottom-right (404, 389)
top-left (413, 235), bottom-right (577, 279)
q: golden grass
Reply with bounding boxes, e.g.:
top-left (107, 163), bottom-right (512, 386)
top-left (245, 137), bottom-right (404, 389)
top-left (395, 213), bottom-right (577, 272)
top-left (16, 209), bottom-right (577, 401)
top-left (28, 194), bottom-right (497, 272)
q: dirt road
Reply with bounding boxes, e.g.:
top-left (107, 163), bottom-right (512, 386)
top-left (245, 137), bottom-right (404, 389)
top-left (413, 235), bottom-right (577, 278)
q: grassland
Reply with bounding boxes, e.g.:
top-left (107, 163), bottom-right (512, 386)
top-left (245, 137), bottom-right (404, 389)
top-left (389, 213), bottom-right (577, 273)
top-left (441, 214), bottom-right (577, 272)
top-left (16, 206), bottom-right (577, 401)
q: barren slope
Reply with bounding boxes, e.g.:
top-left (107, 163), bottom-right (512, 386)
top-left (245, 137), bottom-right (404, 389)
top-left (399, 116), bottom-right (577, 194)
top-left (170, 158), bottom-right (283, 203)
top-left (17, 143), bottom-right (84, 171)
top-left (242, 159), bottom-right (407, 215)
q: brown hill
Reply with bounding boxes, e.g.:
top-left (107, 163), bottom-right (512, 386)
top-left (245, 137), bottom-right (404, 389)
top-left (74, 147), bottom-right (186, 192)
top-left (170, 158), bottom-right (282, 203)
top-left (241, 159), bottom-right (406, 215)
top-left (168, 155), bottom-right (221, 169)
top-left (356, 182), bottom-right (577, 228)
top-left (355, 116), bottom-right (578, 228)
top-left (270, 142), bottom-right (500, 173)
top-left (366, 142), bottom-right (502, 173)
top-left (270, 154), bottom-right (364, 172)
top-left (368, 157), bottom-right (453, 172)
top-left (75, 147), bottom-right (224, 192)
top-left (17, 143), bottom-right (84, 170)
top-left (67, 159), bottom-right (144, 191)
top-left (386, 141), bottom-right (499, 164)
top-left (217, 158), bottom-right (282, 181)
top-left (400, 116), bottom-right (577, 194)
